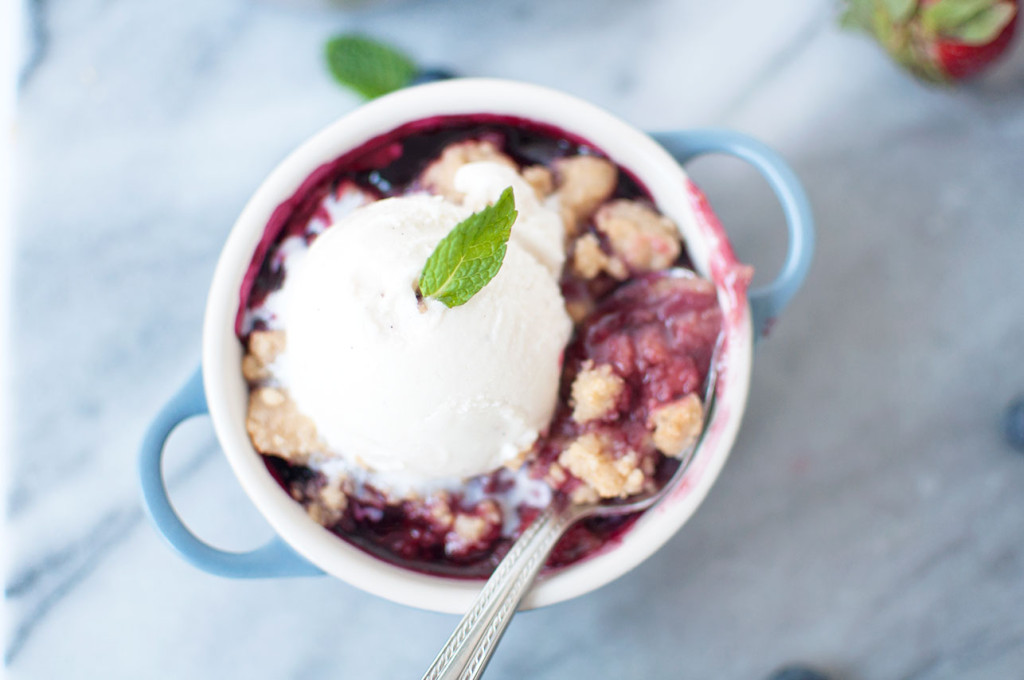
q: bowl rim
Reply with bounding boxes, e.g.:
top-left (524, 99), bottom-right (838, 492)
top-left (202, 78), bottom-right (753, 613)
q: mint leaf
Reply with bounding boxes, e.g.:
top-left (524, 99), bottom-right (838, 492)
top-left (419, 187), bottom-right (518, 308)
top-left (324, 35), bottom-right (417, 99)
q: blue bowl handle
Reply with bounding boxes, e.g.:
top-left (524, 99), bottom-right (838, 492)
top-left (650, 129), bottom-right (814, 338)
top-left (138, 367), bottom-right (322, 577)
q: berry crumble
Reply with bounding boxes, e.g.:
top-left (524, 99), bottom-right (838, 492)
top-left (237, 116), bottom-right (723, 578)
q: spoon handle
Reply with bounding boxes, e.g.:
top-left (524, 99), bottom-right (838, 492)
top-left (422, 504), bottom-right (574, 680)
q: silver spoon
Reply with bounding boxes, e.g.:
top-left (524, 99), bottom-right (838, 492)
top-left (421, 334), bottom-right (721, 680)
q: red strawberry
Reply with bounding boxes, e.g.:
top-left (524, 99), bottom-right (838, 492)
top-left (842, 0), bottom-right (1019, 83)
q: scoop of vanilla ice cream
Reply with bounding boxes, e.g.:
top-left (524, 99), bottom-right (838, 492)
top-left (279, 163), bottom-right (572, 481)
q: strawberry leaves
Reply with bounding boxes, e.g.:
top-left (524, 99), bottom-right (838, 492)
top-left (923, 0), bottom-right (998, 29)
top-left (840, 0), bottom-right (1018, 82)
top-left (881, 0), bottom-right (919, 22)
top-left (945, 2), bottom-right (1017, 43)
top-left (922, 0), bottom-right (1018, 42)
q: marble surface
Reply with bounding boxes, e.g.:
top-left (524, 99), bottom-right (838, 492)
top-left (7, 0), bottom-right (1024, 677)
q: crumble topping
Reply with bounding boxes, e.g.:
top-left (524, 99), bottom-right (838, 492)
top-left (307, 477), bottom-right (348, 525)
top-left (571, 361), bottom-right (625, 423)
top-left (572, 232), bottom-right (628, 280)
top-left (565, 298), bottom-right (594, 324)
top-left (558, 432), bottom-right (645, 499)
top-left (421, 140), bottom-right (517, 201)
top-left (553, 156), bottom-right (617, 235)
top-left (545, 461), bottom-right (568, 486)
top-left (428, 492), bottom-right (455, 528)
top-left (594, 199), bottom-right (681, 272)
top-left (245, 387), bottom-right (321, 464)
top-left (522, 165), bottom-right (554, 198)
top-left (452, 515), bottom-right (488, 544)
top-left (569, 484), bottom-right (600, 505)
top-left (446, 500), bottom-right (502, 554)
top-left (242, 330), bottom-right (286, 382)
top-left (650, 393), bottom-right (704, 457)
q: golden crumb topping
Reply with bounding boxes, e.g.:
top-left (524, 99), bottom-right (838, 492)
top-left (245, 387), bottom-right (321, 463)
top-left (522, 165), bottom-right (555, 199)
top-left (594, 199), bottom-right (681, 272)
top-left (572, 233), bottom-right (628, 280)
top-left (428, 493), bottom-right (455, 529)
top-left (241, 330), bottom-right (286, 382)
top-left (446, 500), bottom-right (501, 554)
top-left (565, 298), bottom-right (593, 324)
top-left (571, 361), bottom-right (625, 423)
top-left (558, 432), bottom-right (644, 499)
top-left (421, 140), bottom-right (517, 201)
top-left (307, 477), bottom-right (348, 526)
top-left (553, 156), bottom-right (617, 235)
top-left (649, 393), bottom-right (704, 457)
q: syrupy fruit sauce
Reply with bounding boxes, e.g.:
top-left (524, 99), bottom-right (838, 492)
top-left (241, 115), bottom-right (710, 579)
top-left (534, 273), bottom-right (720, 497)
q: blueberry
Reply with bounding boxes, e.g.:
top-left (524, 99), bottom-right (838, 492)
top-left (409, 68), bottom-right (457, 86)
top-left (767, 665), bottom-right (831, 680)
top-left (1005, 395), bottom-right (1024, 452)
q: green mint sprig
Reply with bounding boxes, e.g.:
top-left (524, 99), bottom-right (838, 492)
top-left (324, 35), bottom-right (417, 99)
top-left (418, 187), bottom-right (518, 308)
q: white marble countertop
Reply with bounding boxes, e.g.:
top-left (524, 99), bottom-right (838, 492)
top-left (7, 0), bottom-right (1024, 677)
